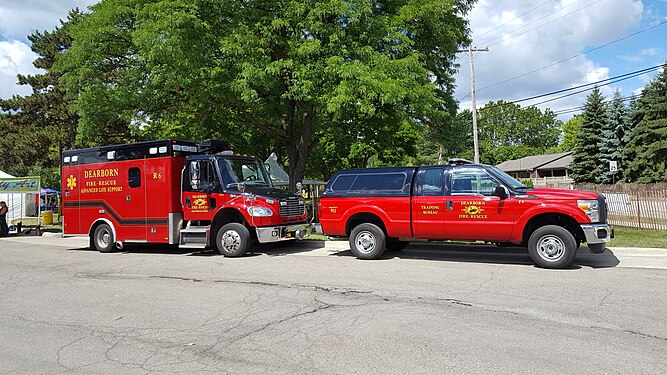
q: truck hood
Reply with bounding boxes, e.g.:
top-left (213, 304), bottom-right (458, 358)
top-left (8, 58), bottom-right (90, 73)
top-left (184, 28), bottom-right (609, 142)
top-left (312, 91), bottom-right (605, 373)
top-left (235, 185), bottom-right (299, 200)
top-left (520, 188), bottom-right (599, 201)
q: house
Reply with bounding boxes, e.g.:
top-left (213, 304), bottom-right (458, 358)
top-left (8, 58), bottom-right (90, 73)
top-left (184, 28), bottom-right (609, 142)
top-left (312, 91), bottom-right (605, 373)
top-left (496, 151), bottom-right (574, 188)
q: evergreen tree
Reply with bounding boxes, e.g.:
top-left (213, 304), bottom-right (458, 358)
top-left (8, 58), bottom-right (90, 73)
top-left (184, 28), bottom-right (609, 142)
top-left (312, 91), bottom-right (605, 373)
top-left (0, 9), bottom-right (82, 186)
top-left (599, 90), bottom-right (629, 183)
top-left (624, 67), bottom-right (667, 182)
top-left (570, 87), bottom-right (605, 183)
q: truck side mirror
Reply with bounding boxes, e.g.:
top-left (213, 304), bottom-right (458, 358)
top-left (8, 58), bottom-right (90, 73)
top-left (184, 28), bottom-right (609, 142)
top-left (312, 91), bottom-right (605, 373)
top-left (493, 186), bottom-right (509, 199)
top-left (264, 163), bottom-right (271, 173)
top-left (237, 183), bottom-right (246, 194)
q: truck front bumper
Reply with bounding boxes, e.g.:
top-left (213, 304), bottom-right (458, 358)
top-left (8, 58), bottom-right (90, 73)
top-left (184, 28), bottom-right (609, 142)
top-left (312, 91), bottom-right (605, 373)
top-left (313, 223), bottom-right (323, 235)
top-left (581, 223), bottom-right (613, 253)
top-left (255, 223), bottom-right (311, 243)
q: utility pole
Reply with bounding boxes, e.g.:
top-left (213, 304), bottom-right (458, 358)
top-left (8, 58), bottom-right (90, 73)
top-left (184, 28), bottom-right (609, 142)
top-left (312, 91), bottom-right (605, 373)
top-left (459, 46), bottom-right (488, 163)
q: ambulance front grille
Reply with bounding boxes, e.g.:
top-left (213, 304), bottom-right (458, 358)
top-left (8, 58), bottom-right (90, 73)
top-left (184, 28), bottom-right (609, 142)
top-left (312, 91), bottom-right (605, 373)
top-left (279, 199), bottom-right (305, 217)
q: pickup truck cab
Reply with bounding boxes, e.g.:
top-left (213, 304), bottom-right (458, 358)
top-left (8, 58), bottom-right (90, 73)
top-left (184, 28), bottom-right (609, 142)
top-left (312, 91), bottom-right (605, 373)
top-left (315, 159), bottom-right (612, 269)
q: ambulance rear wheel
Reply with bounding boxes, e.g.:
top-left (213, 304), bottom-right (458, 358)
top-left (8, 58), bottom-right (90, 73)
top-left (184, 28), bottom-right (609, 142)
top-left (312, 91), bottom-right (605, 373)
top-left (215, 223), bottom-right (250, 257)
top-left (93, 223), bottom-right (115, 253)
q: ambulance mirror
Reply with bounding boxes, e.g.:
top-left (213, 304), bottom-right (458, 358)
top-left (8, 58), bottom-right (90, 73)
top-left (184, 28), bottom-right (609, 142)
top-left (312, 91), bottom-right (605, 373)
top-left (237, 183), bottom-right (246, 194)
top-left (264, 163), bottom-right (271, 173)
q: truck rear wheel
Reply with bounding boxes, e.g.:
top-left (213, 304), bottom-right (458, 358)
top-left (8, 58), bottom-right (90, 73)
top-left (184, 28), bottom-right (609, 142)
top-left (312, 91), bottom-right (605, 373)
top-left (528, 225), bottom-right (578, 269)
top-left (349, 223), bottom-right (386, 260)
top-left (92, 223), bottom-right (115, 253)
top-left (215, 223), bottom-right (250, 257)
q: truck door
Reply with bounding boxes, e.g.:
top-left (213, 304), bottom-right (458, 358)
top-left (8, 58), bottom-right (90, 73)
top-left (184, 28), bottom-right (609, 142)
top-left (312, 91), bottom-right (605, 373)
top-left (121, 160), bottom-right (148, 241)
top-left (443, 167), bottom-right (515, 241)
top-left (411, 167), bottom-right (447, 239)
top-left (182, 157), bottom-right (219, 221)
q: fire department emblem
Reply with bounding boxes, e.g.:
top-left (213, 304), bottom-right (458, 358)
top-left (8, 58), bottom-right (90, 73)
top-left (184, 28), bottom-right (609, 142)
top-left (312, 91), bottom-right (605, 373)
top-left (193, 198), bottom-right (207, 206)
top-left (463, 205), bottom-right (483, 215)
top-left (67, 175), bottom-right (77, 190)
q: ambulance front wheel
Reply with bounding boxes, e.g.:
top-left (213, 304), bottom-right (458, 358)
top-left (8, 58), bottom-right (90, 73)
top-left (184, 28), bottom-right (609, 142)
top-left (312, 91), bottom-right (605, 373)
top-left (215, 223), bottom-right (250, 257)
top-left (92, 223), bottom-right (115, 253)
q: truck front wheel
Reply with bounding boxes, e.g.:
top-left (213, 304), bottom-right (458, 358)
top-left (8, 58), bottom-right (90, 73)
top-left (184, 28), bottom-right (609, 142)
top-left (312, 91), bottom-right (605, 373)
top-left (528, 225), bottom-right (578, 269)
top-left (349, 223), bottom-right (386, 260)
top-left (215, 223), bottom-right (250, 257)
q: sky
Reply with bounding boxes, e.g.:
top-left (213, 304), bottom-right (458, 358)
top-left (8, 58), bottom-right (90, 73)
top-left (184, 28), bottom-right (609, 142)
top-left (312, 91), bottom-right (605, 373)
top-left (1, 0), bottom-right (666, 121)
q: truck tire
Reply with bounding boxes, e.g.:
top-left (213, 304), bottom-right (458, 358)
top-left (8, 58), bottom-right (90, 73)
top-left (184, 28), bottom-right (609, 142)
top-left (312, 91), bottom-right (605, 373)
top-left (92, 223), bottom-right (115, 253)
top-left (386, 239), bottom-right (409, 252)
top-left (528, 225), bottom-right (578, 269)
top-left (349, 223), bottom-right (386, 260)
top-left (215, 223), bottom-right (250, 257)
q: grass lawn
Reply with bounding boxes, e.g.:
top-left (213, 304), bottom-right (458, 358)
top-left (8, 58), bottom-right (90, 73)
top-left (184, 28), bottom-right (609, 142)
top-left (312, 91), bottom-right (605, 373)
top-left (608, 226), bottom-right (667, 248)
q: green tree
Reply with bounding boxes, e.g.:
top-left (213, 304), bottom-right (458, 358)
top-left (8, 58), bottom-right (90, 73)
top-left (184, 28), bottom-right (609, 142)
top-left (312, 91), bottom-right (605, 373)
top-left (556, 115), bottom-right (581, 152)
top-left (570, 87), bottom-right (605, 183)
top-left (0, 10), bottom-right (83, 184)
top-left (58, 0), bottom-right (474, 190)
top-left (624, 68), bottom-right (667, 182)
top-left (599, 90), bottom-right (629, 183)
top-left (477, 100), bottom-right (561, 165)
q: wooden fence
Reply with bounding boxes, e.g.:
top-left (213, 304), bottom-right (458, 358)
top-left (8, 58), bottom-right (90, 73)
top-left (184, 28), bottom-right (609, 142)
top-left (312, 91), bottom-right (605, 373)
top-left (574, 183), bottom-right (667, 230)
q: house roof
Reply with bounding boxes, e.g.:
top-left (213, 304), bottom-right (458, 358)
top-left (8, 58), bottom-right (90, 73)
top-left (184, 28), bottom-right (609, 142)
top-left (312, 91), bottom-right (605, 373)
top-left (496, 151), bottom-right (573, 172)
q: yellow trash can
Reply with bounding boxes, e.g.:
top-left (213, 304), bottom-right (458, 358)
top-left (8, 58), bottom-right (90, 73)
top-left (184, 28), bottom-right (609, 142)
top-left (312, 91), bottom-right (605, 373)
top-left (41, 210), bottom-right (54, 225)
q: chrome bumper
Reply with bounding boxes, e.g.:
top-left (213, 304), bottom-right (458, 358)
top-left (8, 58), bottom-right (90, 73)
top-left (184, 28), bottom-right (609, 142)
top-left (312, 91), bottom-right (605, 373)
top-left (581, 223), bottom-right (613, 245)
top-left (255, 223), bottom-right (311, 243)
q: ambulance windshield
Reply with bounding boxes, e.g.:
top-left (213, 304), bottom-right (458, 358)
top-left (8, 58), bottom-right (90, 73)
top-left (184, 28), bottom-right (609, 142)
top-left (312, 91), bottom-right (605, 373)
top-left (218, 157), bottom-right (272, 188)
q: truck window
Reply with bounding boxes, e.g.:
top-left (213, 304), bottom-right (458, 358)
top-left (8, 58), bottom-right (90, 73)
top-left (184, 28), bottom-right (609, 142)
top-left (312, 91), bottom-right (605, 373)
top-left (331, 175), bottom-right (356, 191)
top-left (415, 168), bottom-right (444, 196)
top-left (450, 168), bottom-right (500, 196)
top-left (189, 160), bottom-right (217, 190)
top-left (129, 167), bottom-right (141, 188)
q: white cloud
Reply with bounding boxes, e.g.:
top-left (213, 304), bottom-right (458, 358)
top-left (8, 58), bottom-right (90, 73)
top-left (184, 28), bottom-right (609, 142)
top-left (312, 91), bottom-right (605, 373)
top-left (0, 1), bottom-right (97, 40)
top-left (455, 0), bottom-right (645, 118)
top-left (0, 40), bottom-right (42, 100)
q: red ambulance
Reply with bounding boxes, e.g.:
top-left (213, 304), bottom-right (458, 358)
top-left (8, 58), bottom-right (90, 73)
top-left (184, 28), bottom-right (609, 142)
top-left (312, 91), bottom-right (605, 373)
top-left (62, 139), bottom-right (309, 256)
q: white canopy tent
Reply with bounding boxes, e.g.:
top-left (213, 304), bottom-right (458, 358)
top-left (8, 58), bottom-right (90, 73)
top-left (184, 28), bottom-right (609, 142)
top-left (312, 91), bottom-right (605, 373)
top-left (0, 171), bottom-right (38, 225)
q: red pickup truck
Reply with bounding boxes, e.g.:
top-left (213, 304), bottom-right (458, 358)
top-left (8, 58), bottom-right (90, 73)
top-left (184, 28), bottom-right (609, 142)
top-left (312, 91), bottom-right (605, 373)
top-left (314, 159), bottom-right (612, 269)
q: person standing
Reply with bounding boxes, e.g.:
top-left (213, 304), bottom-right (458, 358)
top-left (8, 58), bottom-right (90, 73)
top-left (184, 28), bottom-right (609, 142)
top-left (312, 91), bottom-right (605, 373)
top-left (0, 201), bottom-right (8, 237)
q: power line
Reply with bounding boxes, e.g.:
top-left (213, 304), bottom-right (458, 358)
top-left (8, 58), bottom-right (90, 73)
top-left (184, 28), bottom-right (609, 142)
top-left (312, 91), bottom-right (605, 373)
top-left (552, 94), bottom-right (641, 115)
top-left (511, 64), bottom-right (663, 104)
top-left (476, 20), bottom-right (667, 93)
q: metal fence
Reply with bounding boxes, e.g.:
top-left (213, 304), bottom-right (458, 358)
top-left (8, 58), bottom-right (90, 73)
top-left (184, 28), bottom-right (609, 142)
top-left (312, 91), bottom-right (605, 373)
top-left (574, 183), bottom-right (667, 230)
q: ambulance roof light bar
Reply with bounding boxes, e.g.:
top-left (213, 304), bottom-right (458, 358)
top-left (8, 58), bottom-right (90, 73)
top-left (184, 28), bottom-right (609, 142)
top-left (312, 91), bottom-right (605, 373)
top-left (199, 139), bottom-right (231, 154)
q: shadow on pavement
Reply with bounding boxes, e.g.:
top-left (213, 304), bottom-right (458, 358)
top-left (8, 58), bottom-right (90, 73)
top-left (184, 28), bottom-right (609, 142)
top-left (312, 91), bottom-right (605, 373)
top-left (65, 240), bottom-right (327, 257)
top-left (331, 243), bottom-right (620, 269)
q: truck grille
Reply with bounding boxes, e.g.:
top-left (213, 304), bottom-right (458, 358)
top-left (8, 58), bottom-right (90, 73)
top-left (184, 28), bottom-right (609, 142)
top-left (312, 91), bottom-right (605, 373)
top-left (598, 194), bottom-right (608, 223)
top-left (279, 199), bottom-right (305, 217)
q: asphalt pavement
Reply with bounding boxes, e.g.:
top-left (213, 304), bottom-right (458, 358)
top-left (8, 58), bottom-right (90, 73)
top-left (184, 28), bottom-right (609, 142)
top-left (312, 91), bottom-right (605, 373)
top-left (1, 235), bottom-right (666, 374)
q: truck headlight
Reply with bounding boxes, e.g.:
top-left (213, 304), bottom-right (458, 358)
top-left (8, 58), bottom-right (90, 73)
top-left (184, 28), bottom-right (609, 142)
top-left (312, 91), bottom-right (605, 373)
top-left (247, 206), bottom-right (273, 217)
top-left (577, 200), bottom-right (600, 222)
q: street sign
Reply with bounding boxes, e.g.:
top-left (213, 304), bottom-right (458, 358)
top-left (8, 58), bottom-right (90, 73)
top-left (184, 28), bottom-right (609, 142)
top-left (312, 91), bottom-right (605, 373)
top-left (610, 161), bottom-right (618, 172)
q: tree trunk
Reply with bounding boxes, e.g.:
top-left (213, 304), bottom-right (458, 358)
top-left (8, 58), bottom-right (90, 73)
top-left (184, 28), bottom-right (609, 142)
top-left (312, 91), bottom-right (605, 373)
top-left (286, 106), bottom-right (316, 193)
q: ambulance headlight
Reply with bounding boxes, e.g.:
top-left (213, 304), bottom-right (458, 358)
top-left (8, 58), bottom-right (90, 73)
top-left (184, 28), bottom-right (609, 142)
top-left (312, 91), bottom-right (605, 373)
top-left (577, 200), bottom-right (599, 222)
top-left (247, 206), bottom-right (273, 217)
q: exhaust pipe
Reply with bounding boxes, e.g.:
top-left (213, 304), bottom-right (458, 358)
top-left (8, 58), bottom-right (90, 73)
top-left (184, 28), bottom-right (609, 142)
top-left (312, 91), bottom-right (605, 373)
top-left (115, 241), bottom-right (124, 250)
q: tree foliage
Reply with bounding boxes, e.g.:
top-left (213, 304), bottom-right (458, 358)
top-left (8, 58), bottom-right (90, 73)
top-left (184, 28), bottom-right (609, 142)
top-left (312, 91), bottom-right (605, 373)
top-left (623, 68), bottom-right (667, 183)
top-left (570, 87), bottom-right (605, 183)
top-left (477, 100), bottom-right (561, 165)
top-left (598, 90), bottom-right (629, 183)
top-left (0, 9), bottom-right (83, 188)
top-left (57, 0), bottom-right (475, 190)
top-left (556, 115), bottom-right (581, 152)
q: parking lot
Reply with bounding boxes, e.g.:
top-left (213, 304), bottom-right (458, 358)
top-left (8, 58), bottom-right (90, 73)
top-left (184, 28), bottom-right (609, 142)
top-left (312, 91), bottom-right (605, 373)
top-left (1, 236), bottom-right (666, 374)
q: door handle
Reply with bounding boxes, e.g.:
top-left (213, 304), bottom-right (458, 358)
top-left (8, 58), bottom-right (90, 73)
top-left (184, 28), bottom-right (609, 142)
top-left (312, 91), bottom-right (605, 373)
top-left (446, 201), bottom-right (453, 210)
top-left (185, 196), bottom-right (191, 208)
